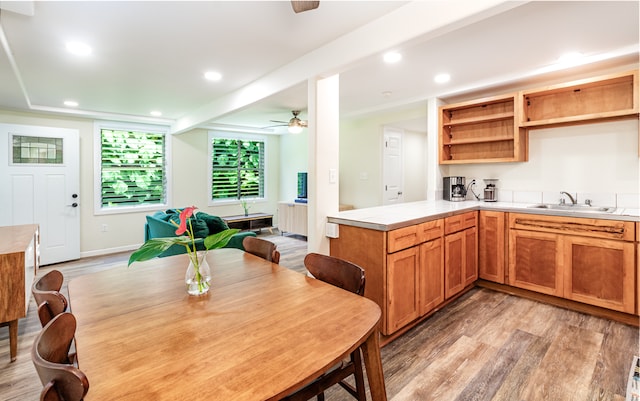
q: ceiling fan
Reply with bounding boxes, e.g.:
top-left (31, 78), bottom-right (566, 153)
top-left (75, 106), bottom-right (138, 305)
top-left (266, 110), bottom-right (308, 134)
top-left (291, 1), bottom-right (319, 13)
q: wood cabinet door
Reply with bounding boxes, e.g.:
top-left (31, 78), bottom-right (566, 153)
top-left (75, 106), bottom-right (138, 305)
top-left (508, 229), bottom-right (563, 296)
top-left (419, 238), bottom-right (444, 315)
top-left (464, 226), bottom-right (478, 287)
top-left (386, 246), bottom-right (420, 333)
top-left (563, 236), bottom-right (635, 314)
top-left (444, 230), bottom-right (465, 299)
top-left (479, 210), bottom-right (505, 283)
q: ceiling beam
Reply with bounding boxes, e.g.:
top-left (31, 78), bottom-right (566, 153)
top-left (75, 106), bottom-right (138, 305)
top-left (170, 0), bottom-right (526, 135)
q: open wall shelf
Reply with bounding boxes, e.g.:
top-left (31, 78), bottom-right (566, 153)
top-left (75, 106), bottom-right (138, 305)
top-left (439, 94), bottom-right (527, 164)
top-left (439, 69), bottom-right (639, 164)
top-left (521, 70), bottom-right (638, 128)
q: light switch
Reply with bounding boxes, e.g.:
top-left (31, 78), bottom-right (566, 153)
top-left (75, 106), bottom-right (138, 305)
top-left (329, 168), bottom-right (337, 184)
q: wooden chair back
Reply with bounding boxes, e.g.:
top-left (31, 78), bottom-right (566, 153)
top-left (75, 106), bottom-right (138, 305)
top-left (32, 270), bottom-right (68, 327)
top-left (303, 253), bottom-right (365, 295)
top-left (281, 253), bottom-right (367, 401)
top-left (242, 236), bottom-right (280, 264)
top-left (31, 313), bottom-right (89, 401)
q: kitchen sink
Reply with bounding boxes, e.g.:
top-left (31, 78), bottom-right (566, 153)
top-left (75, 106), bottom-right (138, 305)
top-left (527, 204), bottom-right (617, 213)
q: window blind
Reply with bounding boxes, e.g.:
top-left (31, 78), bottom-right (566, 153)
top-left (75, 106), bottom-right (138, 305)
top-left (211, 138), bottom-right (264, 200)
top-left (100, 129), bottom-right (166, 207)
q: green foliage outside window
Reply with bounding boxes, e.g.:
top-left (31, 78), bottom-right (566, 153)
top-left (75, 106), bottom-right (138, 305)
top-left (100, 129), bottom-right (166, 208)
top-left (212, 138), bottom-right (264, 200)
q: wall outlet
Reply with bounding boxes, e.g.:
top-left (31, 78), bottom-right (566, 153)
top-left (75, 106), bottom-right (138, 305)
top-left (101, 224), bottom-right (108, 232)
top-left (325, 222), bottom-right (339, 238)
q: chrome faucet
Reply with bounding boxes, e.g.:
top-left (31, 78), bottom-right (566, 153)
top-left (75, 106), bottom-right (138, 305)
top-left (560, 191), bottom-right (577, 205)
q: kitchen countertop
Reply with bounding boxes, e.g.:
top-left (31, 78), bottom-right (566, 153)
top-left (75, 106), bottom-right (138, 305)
top-left (326, 200), bottom-right (640, 231)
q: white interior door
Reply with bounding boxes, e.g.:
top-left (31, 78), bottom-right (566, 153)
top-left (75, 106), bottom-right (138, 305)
top-left (0, 123), bottom-right (80, 265)
top-left (383, 127), bottom-right (404, 205)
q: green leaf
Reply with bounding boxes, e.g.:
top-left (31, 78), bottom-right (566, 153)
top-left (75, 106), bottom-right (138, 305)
top-left (128, 237), bottom-right (190, 266)
top-left (204, 228), bottom-right (240, 250)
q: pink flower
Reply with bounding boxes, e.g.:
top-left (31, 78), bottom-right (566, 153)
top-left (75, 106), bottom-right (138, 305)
top-left (175, 206), bottom-right (197, 235)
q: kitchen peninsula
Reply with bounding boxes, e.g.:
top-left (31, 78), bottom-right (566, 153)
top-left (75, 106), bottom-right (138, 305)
top-left (328, 200), bottom-right (639, 343)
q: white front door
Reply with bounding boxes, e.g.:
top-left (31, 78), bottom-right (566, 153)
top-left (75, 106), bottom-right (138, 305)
top-left (0, 123), bottom-right (80, 265)
top-left (383, 127), bottom-right (404, 205)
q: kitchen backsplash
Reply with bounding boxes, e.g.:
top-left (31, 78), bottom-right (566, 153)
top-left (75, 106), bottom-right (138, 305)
top-left (433, 188), bottom-right (638, 208)
top-left (494, 190), bottom-right (638, 208)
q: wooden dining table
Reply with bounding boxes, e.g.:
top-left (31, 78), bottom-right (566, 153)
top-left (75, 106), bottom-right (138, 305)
top-left (68, 248), bottom-right (387, 400)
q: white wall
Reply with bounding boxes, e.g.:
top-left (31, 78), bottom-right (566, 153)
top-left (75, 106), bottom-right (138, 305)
top-left (279, 131), bottom-right (308, 202)
top-left (173, 129), bottom-right (282, 218)
top-left (339, 105), bottom-right (428, 209)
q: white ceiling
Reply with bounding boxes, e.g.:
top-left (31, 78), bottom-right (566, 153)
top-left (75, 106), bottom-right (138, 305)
top-left (0, 1), bottom-right (638, 135)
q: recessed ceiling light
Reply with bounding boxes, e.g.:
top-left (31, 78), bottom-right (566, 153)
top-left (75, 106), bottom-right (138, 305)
top-left (557, 52), bottom-right (584, 66)
top-left (150, 111), bottom-right (162, 117)
top-left (63, 100), bottom-right (78, 107)
top-left (382, 91), bottom-right (392, 98)
top-left (434, 73), bottom-right (451, 84)
top-left (383, 52), bottom-right (402, 63)
top-left (204, 71), bottom-right (222, 81)
top-left (65, 41), bottom-right (92, 56)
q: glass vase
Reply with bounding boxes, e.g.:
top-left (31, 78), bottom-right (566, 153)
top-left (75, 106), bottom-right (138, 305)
top-left (185, 251), bottom-right (211, 296)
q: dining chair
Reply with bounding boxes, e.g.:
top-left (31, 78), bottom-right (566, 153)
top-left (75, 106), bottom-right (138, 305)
top-left (282, 252), bottom-right (366, 401)
top-left (32, 270), bottom-right (69, 327)
top-left (31, 312), bottom-right (89, 401)
top-left (242, 236), bottom-right (281, 264)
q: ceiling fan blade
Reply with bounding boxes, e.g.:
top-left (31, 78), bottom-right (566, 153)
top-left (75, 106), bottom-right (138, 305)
top-left (269, 120), bottom-right (289, 124)
top-left (262, 123), bottom-right (288, 129)
top-left (291, 0), bottom-right (319, 13)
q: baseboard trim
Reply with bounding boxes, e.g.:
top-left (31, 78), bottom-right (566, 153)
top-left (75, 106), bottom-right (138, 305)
top-left (80, 244), bottom-right (139, 259)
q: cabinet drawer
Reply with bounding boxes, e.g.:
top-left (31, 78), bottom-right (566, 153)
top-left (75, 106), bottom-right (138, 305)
top-left (444, 211), bottom-right (477, 235)
top-left (418, 219), bottom-right (443, 242)
top-left (509, 213), bottom-right (635, 241)
top-left (387, 225), bottom-right (420, 253)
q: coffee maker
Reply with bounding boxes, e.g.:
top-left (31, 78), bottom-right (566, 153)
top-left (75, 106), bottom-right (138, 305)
top-left (483, 179), bottom-right (498, 202)
top-left (443, 176), bottom-right (466, 201)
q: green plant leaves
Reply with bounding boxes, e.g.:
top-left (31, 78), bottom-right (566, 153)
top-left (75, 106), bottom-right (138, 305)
top-left (127, 229), bottom-right (240, 267)
top-left (128, 236), bottom-right (191, 266)
top-left (204, 228), bottom-right (240, 249)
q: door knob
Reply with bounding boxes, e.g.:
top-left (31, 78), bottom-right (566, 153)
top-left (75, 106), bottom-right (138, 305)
top-left (66, 203), bottom-right (78, 207)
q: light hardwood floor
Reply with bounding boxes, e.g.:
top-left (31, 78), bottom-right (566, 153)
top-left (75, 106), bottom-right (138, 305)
top-left (1, 231), bottom-right (637, 401)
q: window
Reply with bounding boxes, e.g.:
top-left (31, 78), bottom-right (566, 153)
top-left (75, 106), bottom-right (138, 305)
top-left (209, 132), bottom-right (265, 202)
top-left (95, 122), bottom-right (170, 213)
top-left (11, 135), bottom-right (63, 164)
